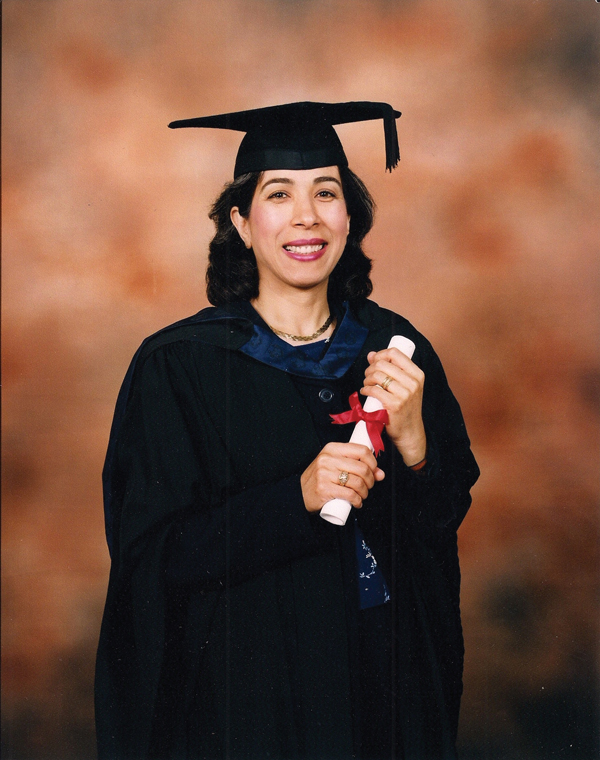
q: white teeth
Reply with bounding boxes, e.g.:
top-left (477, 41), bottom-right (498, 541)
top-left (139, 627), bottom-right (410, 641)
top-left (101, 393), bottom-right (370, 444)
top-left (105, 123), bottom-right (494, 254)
top-left (284, 244), bottom-right (325, 254)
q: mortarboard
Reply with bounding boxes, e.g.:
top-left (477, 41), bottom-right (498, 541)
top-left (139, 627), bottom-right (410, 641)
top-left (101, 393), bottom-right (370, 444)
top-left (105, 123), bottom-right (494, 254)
top-left (168, 101), bottom-right (401, 177)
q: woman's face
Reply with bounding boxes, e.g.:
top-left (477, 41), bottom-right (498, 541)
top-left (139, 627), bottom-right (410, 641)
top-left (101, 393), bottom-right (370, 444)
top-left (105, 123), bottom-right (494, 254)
top-left (231, 166), bottom-right (350, 297)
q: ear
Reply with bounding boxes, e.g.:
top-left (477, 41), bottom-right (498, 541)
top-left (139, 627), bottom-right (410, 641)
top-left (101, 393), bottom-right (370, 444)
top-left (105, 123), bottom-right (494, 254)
top-left (230, 207), bottom-right (252, 249)
top-left (346, 215), bottom-right (351, 235)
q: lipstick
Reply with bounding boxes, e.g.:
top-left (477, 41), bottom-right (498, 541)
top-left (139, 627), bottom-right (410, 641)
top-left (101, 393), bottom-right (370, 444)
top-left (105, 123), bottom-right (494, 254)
top-left (283, 238), bottom-right (328, 261)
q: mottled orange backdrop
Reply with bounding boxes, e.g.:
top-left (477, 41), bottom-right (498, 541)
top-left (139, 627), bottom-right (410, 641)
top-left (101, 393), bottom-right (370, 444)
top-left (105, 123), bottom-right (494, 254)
top-left (2, 1), bottom-right (599, 758)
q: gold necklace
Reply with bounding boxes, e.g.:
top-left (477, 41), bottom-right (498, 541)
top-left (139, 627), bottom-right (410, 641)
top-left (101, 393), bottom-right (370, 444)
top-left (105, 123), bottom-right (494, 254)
top-left (269, 313), bottom-right (335, 342)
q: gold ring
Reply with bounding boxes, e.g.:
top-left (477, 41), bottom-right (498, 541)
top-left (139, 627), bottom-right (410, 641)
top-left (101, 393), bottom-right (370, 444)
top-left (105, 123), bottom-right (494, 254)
top-left (338, 470), bottom-right (349, 486)
top-left (380, 375), bottom-right (393, 391)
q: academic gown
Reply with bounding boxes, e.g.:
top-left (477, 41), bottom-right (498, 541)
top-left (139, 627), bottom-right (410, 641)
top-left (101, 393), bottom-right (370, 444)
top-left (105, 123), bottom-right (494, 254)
top-left (95, 298), bottom-right (480, 760)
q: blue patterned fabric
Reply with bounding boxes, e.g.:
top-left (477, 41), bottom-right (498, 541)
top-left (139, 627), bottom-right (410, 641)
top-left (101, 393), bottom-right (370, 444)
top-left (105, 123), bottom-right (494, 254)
top-left (355, 521), bottom-right (391, 609)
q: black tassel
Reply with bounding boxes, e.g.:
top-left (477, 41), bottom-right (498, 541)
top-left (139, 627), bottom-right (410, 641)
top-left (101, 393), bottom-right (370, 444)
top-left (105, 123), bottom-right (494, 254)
top-left (383, 104), bottom-right (401, 171)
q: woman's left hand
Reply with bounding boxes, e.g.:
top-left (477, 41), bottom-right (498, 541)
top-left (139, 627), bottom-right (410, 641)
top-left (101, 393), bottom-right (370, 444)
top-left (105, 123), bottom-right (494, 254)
top-left (361, 348), bottom-right (427, 467)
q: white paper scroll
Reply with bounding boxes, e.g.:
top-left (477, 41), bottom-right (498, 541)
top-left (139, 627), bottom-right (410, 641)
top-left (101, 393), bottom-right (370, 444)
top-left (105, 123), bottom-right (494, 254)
top-left (319, 335), bottom-right (416, 526)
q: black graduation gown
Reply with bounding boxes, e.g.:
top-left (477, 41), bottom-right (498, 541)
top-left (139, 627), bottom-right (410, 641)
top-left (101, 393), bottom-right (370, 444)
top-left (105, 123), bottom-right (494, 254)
top-left (95, 299), bottom-right (480, 760)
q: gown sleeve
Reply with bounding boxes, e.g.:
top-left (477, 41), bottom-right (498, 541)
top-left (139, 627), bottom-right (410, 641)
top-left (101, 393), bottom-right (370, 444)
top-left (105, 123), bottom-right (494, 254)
top-left (358, 335), bottom-right (479, 549)
top-left (399, 340), bottom-right (478, 532)
top-left (107, 341), bottom-right (336, 588)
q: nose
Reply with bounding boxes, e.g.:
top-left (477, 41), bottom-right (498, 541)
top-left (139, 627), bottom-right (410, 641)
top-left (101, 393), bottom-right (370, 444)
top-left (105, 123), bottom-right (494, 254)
top-left (292, 194), bottom-right (319, 228)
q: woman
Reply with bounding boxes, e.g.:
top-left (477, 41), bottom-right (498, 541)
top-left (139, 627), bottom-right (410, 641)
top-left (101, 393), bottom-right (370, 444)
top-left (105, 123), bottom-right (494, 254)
top-left (96, 101), bottom-right (479, 760)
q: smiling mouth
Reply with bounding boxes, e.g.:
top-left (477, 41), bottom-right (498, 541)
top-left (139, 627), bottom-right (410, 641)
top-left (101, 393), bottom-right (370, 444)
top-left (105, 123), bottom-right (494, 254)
top-left (283, 243), bottom-right (326, 254)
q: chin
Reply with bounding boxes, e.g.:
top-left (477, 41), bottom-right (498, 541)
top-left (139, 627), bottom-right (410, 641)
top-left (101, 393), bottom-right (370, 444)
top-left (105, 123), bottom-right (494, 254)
top-left (286, 274), bottom-right (331, 291)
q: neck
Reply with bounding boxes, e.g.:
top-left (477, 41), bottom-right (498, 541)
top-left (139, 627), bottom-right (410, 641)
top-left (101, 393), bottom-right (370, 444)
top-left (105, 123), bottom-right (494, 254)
top-left (252, 285), bottom-right (333, 344)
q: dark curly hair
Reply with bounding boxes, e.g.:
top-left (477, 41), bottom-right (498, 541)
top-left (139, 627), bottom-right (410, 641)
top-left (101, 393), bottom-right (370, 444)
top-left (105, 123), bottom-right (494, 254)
top-left (206, 166), bottom-right (375, 306)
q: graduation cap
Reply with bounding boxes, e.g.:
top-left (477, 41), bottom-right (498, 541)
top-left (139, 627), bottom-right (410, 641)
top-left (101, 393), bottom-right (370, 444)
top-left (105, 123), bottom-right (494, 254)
top-left (168, 101), bottom-right (401, 177)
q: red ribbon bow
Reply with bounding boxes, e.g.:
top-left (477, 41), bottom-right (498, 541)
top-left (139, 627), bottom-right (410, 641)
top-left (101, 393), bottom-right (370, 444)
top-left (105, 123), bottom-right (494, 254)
top-left (330, 392), bottom-right (389, 456)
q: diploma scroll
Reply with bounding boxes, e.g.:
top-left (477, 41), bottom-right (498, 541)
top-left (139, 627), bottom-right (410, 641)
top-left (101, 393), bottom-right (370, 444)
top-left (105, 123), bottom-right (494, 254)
top-left (320, 335), bottom-right (416, 526)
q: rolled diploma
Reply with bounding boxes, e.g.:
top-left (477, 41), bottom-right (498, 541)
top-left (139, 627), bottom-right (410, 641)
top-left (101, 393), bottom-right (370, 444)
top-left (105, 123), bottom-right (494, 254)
top-left (319, 335), bottom-right (416, 526)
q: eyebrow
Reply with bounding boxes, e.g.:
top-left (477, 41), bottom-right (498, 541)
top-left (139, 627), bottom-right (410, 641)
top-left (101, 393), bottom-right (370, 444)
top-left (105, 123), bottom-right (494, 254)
top-left (261, 177), bottom-right (293, 190)
top-left (313, 176), bottom-right (343, 187)
top-left (260, 175), bottom-right (343, 191)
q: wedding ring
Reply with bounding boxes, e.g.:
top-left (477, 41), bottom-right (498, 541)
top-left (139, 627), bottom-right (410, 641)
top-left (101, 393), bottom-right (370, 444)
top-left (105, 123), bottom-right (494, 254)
top-left (338, 470), bottom-right (349, 486)
top-left (380, 375), bottom-right (393, 391)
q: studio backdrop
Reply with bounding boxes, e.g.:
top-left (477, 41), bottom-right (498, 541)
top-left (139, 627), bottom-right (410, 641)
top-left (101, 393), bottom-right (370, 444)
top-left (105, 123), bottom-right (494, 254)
top-left (2, 1), bottom-right (599, 758)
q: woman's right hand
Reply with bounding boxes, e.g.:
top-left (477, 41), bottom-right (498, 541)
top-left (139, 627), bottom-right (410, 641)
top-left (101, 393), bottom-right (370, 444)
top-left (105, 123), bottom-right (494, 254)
top-left (301, 442), bottom-right (385, 513)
